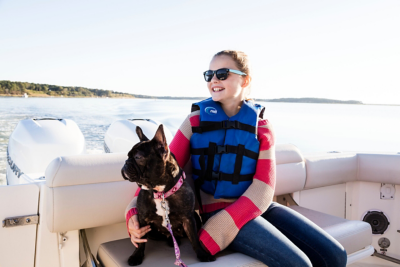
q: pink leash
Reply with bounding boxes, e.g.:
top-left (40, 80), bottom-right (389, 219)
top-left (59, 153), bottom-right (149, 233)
top-left (161, 192), bottom-right (188, 267)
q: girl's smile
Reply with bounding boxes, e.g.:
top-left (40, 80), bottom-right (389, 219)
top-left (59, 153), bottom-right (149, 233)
top-left (211, 86), bottom-right (225, 92)
top-left (207, 54), bottom-right (249, 117)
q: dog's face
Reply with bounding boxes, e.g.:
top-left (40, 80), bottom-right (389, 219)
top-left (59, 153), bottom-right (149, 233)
top-left (121, 124), bottom-right (170, 190)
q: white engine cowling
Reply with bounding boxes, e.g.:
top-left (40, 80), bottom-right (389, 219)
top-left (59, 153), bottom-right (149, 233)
top-left (104, 119), bottom-right (173, 154)
top-left (7, 118), bottom-right (86, 185)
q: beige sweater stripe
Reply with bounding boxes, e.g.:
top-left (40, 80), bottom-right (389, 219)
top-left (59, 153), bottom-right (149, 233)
top-left (242, 179), bottom-right (274, 212)
top-left (203, 209), bottom-right (239, 249)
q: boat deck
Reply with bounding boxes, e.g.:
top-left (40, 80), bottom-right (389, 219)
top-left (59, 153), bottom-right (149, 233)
top-left (349, 256), bottom-right (399, 267)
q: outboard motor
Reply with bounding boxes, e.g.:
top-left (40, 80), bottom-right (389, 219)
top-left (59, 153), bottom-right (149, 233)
top-left (104, 119), bottom-right (173, 153)
top-left (6, 118), bottom-right (86, 185)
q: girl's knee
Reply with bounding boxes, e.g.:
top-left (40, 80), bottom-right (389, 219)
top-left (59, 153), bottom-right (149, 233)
top-left (278, 250), bottom-right (312, 267)
top-left (333, 247), bottom-right (347, 267)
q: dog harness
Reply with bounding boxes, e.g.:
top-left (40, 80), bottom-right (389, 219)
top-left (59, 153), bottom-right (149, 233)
top-left (153, 171), bottom-right (186, 199)
top-left (190, 98), bottom-right (264, 199)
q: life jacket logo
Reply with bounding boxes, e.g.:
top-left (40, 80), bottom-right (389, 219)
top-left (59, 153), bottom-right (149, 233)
top-left (205, 107), bottom-right (217, 115)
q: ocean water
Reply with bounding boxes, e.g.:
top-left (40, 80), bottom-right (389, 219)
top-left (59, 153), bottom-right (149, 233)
top-left (1, 97), bottom-right (399, 185)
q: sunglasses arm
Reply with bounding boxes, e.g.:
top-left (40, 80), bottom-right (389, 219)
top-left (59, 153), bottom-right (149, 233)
top-left (229, 69), bottom-right (247, 76)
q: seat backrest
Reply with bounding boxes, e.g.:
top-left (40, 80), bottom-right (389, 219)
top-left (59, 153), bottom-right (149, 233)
top-left (357, 153), bottom-right (400, 184)
top-left (45, 153), bottom-right (136, 233)
top-left (48, 145), bottom-right (398, 233)
top-left (274, 144), bottom-right (306, 195)
top-left (45, 144), bottom-right (308, 232)
top-left (304, 152), bottom-right (400, 189)
top-left (304, 152), bottom-right (358, 189)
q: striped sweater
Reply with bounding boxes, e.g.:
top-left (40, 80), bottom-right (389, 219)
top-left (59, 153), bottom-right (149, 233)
top-left (125, 109), bottom-right (276, 255)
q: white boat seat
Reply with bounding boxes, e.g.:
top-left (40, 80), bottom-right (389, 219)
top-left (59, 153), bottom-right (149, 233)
top-left (97, 238), bottom-right (266, 267)
top-left (97, 205), bottom-right (372, 267)
top-left (96, 144), bottom-right (372, 266)
top-left (289, 206), bottom-right (372, 255)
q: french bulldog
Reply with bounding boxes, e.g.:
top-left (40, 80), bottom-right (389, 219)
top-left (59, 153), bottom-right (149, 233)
top-left (121, 124), bottom-right (216, 266)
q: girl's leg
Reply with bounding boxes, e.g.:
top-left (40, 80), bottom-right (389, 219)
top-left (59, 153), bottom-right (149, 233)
top-left (228, 215), bottom-right (313, 267)
top-left (262, 202), bottom-right (347, 267)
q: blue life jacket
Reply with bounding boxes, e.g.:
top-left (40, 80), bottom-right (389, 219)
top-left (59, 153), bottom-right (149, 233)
top-left (190, 98), bottom-right (265, 199)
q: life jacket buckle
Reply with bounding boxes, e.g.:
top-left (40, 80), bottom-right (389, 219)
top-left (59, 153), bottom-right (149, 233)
top-left (211, 171), bottom-right (221, 181)
top-left (216, 145), bottom-right (227, 154)
top-left (221, 120), bottom-right (238, 129)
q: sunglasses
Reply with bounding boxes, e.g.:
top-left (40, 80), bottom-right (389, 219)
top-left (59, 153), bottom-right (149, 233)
top-left (203, 68), bottom-right (247, 82)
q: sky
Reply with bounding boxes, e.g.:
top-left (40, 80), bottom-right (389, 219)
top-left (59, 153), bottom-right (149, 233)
top-left (0, 0), bottom-right (399, 104)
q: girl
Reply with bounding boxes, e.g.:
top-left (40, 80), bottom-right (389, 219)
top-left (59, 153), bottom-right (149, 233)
top-left (126, 50), bottom-right (347, 267)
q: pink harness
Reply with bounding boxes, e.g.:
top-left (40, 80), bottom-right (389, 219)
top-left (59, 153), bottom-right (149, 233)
top-left (155, 172), bottom-right (188, 267)
top-left (153, 172), bottom-right (186, 199)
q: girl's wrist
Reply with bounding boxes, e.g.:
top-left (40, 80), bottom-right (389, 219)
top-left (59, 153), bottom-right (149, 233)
top-left (126, 208), bottom-right (138, 236)
top-left (126, 208), bottom-right (138, 221)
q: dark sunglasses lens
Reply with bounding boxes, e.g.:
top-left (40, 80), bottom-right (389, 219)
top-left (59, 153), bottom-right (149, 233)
top-left (204, 71), bottom-right (214, 82)
top-left (216, 69), bottom-right (229, 80)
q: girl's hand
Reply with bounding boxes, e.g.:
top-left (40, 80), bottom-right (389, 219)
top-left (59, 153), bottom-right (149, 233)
top-left (128, 215), bottom-right (151, 248)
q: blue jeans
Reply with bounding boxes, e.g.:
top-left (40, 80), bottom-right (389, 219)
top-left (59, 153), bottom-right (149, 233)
top-left (201, 202), bottom-right (347, 267)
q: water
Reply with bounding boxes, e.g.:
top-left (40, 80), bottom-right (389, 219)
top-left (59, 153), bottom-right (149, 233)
top-left (1, 97), bottom-right (400, 185)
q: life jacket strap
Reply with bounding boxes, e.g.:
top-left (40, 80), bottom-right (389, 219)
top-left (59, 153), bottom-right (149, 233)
top-left (206, 142), bottom-right (216, 181)
top-left (192, 169), bottom-right (254, 182)
top-left (233, 144), bottom-right (245, 184)
top-left (192, 120), bottom-right (256, 134)
top-left (191, 144), bottom-right (258, 160)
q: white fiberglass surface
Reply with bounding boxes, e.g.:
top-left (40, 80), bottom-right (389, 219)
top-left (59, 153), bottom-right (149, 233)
top-left (348, 255), bottom-right (400, 267)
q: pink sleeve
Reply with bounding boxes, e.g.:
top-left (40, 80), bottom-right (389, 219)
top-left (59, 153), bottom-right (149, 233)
top-left (126, 208), bottom-right (138, 236)
top-left (125, 187), bottom-right (141, 235)
top-left (169, 111), bottom-right (199, 167)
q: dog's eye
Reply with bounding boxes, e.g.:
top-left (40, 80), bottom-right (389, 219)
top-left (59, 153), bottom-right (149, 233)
top-left (135, 155), bottom-right (143, 160)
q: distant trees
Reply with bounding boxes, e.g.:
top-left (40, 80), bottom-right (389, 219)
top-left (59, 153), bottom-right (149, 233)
top-left (0, 80), bottom-right (134, 98)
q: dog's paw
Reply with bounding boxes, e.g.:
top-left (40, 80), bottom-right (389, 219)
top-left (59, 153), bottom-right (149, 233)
top-left (197, 249), bottom-right (216, 262)
top-left (128, 250), bottom-right (145, 266)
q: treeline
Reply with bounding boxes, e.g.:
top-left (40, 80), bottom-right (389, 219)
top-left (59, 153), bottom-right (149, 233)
top-left (0, 80), bottom-right (133, 98)
top-left (0, 81), bottom-right (363, 104)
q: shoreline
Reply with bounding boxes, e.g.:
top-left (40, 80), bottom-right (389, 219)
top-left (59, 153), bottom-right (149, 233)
top-left (0, 94), bottom-right (136, 99)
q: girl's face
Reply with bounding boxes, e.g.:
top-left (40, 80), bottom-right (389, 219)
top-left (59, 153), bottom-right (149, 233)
top-left (207, 55), bottom-right (247, 105)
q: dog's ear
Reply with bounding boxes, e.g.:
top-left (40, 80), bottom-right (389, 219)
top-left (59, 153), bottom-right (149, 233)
top-left (136, 126), bottom-right (149, 142)
top-left (153, 124), bottom-right (169, 160)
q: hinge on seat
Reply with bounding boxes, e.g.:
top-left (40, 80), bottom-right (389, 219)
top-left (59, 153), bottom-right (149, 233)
top-left (2, 215), bottom-right (39, 228)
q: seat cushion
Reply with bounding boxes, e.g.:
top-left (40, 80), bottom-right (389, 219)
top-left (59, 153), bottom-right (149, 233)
top-left (97, 238), bottom-right (266, 267)
top-left (290, 206), bottom-right (372, 255)
top-left (97, 206), bottom-right (372, 266)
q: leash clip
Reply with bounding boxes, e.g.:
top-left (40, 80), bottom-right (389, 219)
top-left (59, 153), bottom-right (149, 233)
top-left (161, 193), bottom-right (170, 225)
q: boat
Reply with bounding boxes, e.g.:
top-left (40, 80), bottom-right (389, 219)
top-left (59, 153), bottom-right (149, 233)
top-left (1, 118), bottom-right (399, 267)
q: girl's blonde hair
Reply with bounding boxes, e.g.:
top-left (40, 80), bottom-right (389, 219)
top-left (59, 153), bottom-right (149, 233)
top-left (214, 50), bottom-right (252, 98)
